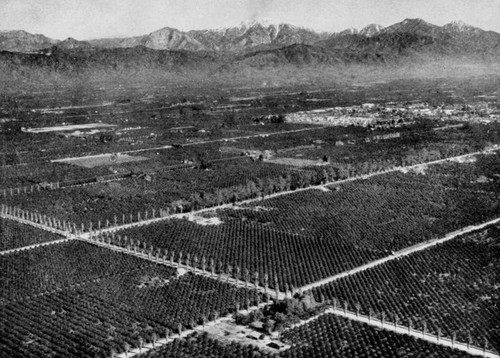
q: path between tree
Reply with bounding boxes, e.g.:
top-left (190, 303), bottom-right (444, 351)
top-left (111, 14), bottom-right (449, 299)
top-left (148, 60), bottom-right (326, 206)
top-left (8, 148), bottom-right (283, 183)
top-left (299, 216), bottom-right (500, 292)
top-left (77, 235), bottom-right (287, 300)
top-left (0, 213), bottom-right (70, 236)
top-left (0, 237), bottom-right (73, 256)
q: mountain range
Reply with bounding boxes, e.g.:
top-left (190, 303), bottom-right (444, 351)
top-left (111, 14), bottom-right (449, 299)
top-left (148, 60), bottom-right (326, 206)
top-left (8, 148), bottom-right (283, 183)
top-left (2, 19), bottom-right (499, 54)
top-left (0, 18), bottom-right (499, 74)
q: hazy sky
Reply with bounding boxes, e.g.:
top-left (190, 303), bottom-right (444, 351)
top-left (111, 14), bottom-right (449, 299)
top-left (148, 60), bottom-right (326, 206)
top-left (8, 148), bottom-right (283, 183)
top-left (1, 0), bottom-right (499, 40)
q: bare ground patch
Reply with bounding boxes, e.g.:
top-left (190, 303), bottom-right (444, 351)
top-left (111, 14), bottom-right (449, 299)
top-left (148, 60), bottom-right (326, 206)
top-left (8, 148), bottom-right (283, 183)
top-left (185, 214), bottom-right (223, 226)
top-left (265, 157), bottom-right (329, 167)
top-left (205, 320), bottom-right (290, 353)
top-left (57, 153), bottom-right (149, 168)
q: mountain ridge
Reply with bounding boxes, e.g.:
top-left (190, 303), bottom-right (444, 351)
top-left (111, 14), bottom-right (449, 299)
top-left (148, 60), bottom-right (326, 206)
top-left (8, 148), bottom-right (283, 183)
top-left (1, 18), bottom-right (500, 78)
top-left (2, 18), bottom-right (499, 54)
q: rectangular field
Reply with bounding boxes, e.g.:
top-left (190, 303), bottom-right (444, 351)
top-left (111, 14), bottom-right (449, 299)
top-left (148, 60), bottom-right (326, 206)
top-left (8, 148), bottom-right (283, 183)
top-left (54, 153), bottom-right (149, 168)
top-left (2, 160), bottom-right (316, 225)
top-left (0, 217), bottom-right (64, 251)
top-left (265, 157), bottom-right (329, 167)
top-left (23, 123), bottom-right (116, 133)
top-left (231, 153), bottom-right (500, 252)
top-left (279, 314), bottom-right (474, 358)
top-left (311, 225), bottom-right (500, 353)
top-left (0, 241), bottom-right (260, 358)
top-left (0, 240), bottom-right (177, 302)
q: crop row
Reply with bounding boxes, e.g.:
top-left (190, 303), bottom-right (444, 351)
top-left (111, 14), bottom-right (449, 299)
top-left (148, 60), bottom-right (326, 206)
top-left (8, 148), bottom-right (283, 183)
top-left (1, 159), bottom-right (323, 226)
top-left (1, 271), bottom-right (260, 358)
top-left (141, 331), bottom-right (272, 358)
top-left (0, 217), bottom-right (63, 251)
top-left (311, 226), bottom-right (500, 352)
top-left (0, 161), bottom-right (111, 190)
top-left (0, 241), bottom-right (177, 303)
top-left (279, 313), bottom-right (474, 358)
top-left (115, 216), bottom-right (384, 289)
top-left (114, 153), bottom-right (500, 292)
top-left (234, 154), bottom-right (500, 252)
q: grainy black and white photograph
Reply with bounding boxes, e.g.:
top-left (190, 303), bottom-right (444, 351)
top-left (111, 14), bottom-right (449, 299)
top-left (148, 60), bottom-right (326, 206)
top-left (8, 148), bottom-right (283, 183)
top-left (0, 0), bottom-right (499, 357)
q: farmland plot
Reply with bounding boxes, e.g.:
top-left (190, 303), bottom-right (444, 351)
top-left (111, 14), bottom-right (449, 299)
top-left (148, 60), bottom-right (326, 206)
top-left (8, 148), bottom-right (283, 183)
top-left (0, 241), bottom-right (260, 358)
top-left (312, 226), bottom-right (500, 352)
top-left (140, 332), bottom-right (272, 358)
top-left (0, 217), bottom-right (64, 251)
top-left (117, 217), bottom-right (385, 289)
top-left (0, 241), bottom-right (177, 302)
top-left (280, 314), bottom-right (474, 358)
top-left (230, 153), bottom-right (500, 252)
top-left (2, 160), bottom-right (315, 225)
top-left (117, 153), bottom-right (500, 291)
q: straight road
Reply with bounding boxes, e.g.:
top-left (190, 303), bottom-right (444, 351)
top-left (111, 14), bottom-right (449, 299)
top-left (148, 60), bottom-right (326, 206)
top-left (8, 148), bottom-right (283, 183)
top-left (299, 217), bottom-right (500, 292)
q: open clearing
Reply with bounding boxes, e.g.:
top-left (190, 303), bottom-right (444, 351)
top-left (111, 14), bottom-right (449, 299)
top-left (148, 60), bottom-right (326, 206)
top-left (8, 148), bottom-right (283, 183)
top-left (265, 157), bottom-right (329, 167)
top-left (54, 153), bottom-right (149, 168)
top-left (205, 320), bottom-right (290, 352)
top-left (186, 214), bottom-right (223, 226)
top-left (23, 123), bottom-right (117, 133)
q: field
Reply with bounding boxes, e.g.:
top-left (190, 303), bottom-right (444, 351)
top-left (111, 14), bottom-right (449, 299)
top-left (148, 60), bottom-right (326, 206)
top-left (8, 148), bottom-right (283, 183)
top-left (55, 153), bottom-right (150, 168)
top-left (0, 241), bottom-right (261, 357)
top-left (280, 314), bottom-right (474, 358)
top-left (1, 159), bottom-right (320, 225)
top-left (114, 152), bottom-right (500, 289)
top-left (141, 332), bottom-right (272, 358)
top-left (234, 153), bottom-right (500, 251)
top-left (311, 225), bottom-right (500, 352)
top-left (1, 75), bottom-right (500, 358)
top-left (3, 126), bottom-right (497, 227)
top-left (0, 217), bottom-right (64, 251)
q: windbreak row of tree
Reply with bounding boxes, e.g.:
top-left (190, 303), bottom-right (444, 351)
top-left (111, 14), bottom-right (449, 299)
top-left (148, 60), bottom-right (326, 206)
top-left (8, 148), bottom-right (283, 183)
top-left (3, 122), bottom-right (497, 226)
top-left (115, 153), bottom-right (500, 290)
top-left (114, 216), bottom-right (384, 289)
top-left (1, 160), bottom-right (329, 225)
top-left (311, 226), bottom-right (500, 353)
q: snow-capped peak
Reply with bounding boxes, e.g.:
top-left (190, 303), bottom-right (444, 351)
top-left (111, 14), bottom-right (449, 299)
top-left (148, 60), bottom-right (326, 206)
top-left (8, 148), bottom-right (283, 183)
top-left (443, 20), bottom-right (479, 32)
top-left (339, 27), bottom-right (359, 35)
top-left (360, 24), bottom-right (384, 37)
top-left (239, 17), bottom-right (281, 29)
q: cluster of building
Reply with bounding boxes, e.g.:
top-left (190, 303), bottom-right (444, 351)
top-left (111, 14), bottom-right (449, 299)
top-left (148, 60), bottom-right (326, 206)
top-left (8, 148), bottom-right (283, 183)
top-left (284, 101), bottom-right (500, 127)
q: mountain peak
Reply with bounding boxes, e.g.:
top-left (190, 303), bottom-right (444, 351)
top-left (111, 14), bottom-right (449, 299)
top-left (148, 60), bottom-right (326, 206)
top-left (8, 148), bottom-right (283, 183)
top-left (239, 17), bottom-right (280, 29)
top-left (57, 37), bottom-right (91, 49)
top-left (443, 20), bottom-right (480, 33)
top-left (360, 24), bottom-right (384, 37)
top-left (150, 26), bottom-right (180, 34)
top-left (381, 18), bottom-right (439, 36)
top-left (402, 18), bottom-right (425, 24)
top-left (0, 29), bottom-right (59, 52)
top-left (338, 27), bottom-right (359, 36)
top-left (142, 26), bottom-right (206, 51)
